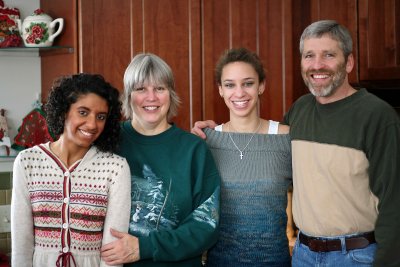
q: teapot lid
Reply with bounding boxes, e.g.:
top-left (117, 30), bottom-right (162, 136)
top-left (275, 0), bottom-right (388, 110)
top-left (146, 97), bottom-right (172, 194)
top-left (27, 8), bottom-right (52, 19)
top-left (32, 8), bottom-right (49, 16)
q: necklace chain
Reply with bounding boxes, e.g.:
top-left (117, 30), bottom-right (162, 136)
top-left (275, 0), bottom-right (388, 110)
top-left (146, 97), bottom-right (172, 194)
top-left (227, 120), bottom-right (262, 159)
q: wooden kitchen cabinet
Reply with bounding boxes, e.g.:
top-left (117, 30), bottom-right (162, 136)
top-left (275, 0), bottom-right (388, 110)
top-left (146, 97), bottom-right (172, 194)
top-left (40, 0), bottom-right (297, 131)
top-left (292, 0), bottom-right (400, 85)
top-left (78, 0), bottom-right (203, 130)
top-left (39, 0), bottom-right (400, 131)
top-left (202, 0), bottom-right (295, 124)
top-left (40, 0), bottom-right (78, 102)
top-left (358, 0), bottom-right (400, 81)
top-left (292, 0), bottom-right (359, 83)
top-left (78, 0), bottom-right (295, 129)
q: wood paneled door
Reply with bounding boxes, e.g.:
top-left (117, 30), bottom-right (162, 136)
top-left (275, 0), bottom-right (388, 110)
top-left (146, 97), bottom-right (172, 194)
top-left (78, 0), bottom-right (297, 129)
top-left (40, 0), bottom-right (78, 102)
top-left (41, 0), bottom-right (298, 131)
top-left (41, 0), bottom-right (400, 131)
top-left (202, 0), bottom-right (295, 125)
top-left (292, 0), bottom-right (359, 83)
top-left (358, 0), bottom-right (400, 81)
top-left (79, 0), bottom-right (202, 130)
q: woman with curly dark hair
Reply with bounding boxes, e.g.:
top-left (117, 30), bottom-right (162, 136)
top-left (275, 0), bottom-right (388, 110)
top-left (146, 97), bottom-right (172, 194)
top-left (11, 73), bottom-right (131, 267)
top-left (45, 73), bottom-right (121, 153)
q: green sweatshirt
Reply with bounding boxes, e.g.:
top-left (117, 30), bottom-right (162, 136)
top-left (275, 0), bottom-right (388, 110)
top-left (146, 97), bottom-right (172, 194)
top-left (284, 88), bottom-right (400, 266)
top-left (118, 121), bottom-right (220, 267)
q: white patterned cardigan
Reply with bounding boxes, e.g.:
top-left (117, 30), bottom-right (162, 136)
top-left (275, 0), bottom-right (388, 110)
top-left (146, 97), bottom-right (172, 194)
top-left (11, 142), bottom-right (131, 267)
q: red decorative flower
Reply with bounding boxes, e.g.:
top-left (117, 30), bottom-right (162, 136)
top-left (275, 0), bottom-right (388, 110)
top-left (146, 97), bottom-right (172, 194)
top-left (34, 8), bottom-right (44, 15)
top-left (0, 15), bottom-right (14, 25)
top-left (26, 34), bottom-right (36, 43)
top-left (31, 25), bottom-right (44, 37)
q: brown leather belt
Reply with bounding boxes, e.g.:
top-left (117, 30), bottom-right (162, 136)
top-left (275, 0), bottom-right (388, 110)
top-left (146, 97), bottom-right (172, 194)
top-left (299, 231), bottom-right (376, 252)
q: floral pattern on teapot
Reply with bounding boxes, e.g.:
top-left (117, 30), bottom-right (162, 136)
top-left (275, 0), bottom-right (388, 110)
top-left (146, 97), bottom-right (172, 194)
top-left (25, 22), bottom-right (49, 45)
top-left (17, 8), bottom-right (64, 47)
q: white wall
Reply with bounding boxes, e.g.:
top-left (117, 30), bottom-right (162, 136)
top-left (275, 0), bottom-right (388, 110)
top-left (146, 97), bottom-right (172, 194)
top-left (0, 0), bottom-right (40, 155)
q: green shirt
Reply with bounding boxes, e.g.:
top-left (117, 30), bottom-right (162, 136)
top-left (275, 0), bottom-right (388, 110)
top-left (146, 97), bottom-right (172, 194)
top-left (284, 89), bottom-right (400, 266)
top-left (118, 121), bottom-right (221, 267)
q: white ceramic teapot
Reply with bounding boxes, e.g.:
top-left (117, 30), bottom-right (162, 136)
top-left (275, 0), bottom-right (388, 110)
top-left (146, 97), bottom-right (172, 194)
top-left (16, 8), bottom-right (63, 47)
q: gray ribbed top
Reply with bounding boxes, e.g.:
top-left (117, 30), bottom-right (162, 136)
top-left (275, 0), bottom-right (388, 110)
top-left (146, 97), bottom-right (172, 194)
top-left (204, 128), bottom-right (292, 267)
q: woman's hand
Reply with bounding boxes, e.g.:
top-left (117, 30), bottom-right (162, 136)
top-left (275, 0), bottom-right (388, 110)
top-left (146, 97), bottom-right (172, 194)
top-left (101, 228), bottom-right (140, 265)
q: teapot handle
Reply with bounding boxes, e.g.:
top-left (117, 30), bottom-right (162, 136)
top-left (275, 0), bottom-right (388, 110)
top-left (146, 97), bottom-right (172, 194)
top-left (48, 18), bottom-right (64, 42)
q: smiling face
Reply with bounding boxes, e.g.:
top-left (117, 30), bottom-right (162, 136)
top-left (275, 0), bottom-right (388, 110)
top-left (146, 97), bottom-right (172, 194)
top-left (301, 35), bottom-right (353, 98)
top-left (63, 93), bottom-right (108, 151)
top-left (219, 61), bottom-right (264, 119)
top-left (130, 81), bottom-right (171, 134)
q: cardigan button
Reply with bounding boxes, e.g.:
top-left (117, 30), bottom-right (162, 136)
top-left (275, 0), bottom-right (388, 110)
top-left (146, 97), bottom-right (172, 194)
top-left (62, 223), bottom-right (69, 229)
top-left (64, 171), bottom-right (70, 176)
top-left (63, 197), bottom-right (69, 204)
top-left (62, 247), bottom-right (69, 253)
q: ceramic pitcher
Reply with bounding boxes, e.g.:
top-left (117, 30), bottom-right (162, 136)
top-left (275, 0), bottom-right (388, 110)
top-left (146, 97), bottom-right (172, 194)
top-left (16, 8), bottom-right (63, 47)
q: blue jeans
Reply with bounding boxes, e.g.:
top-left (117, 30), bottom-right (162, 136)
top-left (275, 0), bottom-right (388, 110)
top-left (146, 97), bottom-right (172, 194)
top-left (292, 232), bottom-right (377, 267)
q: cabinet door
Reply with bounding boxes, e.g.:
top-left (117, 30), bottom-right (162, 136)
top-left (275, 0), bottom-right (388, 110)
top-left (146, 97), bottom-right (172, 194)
top-left (79, 0), bottom-right (201, 131)
top-left (40, 0), bottom-right (78, 102)
top-left (42, 0), bottom-right (305, 129)
top-left (359, 0), bottom-right (400, 81)
top-left (306, 0), bottom-right (358, 83)
top-left (79, 0), bottom-right (132, 93)
top-left (130, 0), bottom-right (202, 130)
top-left (202, 0), bottom-right (295, 123)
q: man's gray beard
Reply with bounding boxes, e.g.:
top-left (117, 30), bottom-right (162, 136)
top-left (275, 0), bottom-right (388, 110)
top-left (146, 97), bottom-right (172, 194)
top-left (309, 82), bottom-right (335, 97)
top-left (304, 65), bottom-right (347, 97)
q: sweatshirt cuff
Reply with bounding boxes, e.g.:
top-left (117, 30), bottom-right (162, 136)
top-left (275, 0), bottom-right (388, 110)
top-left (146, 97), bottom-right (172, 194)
top-left (138, 235), bottom-right (154, 260)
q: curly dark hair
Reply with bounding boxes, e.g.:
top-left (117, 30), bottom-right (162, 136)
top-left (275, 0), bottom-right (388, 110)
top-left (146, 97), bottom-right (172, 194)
top-left (45, 73), bottom-right (122, 153)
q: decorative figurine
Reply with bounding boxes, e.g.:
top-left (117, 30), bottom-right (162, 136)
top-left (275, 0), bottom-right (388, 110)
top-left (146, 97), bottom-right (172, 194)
top-left (0, 0), bottom-right (22, 47)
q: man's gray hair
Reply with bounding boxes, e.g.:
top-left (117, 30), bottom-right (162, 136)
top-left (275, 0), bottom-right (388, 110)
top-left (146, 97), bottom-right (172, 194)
top-left (299, 20), bottom-right (353, 59)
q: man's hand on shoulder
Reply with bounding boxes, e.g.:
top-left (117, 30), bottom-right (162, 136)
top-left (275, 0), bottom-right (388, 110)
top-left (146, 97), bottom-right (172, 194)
top-left (278, 124), bottom-right (290, 134)
top-left (191, 120), bottom-right (218, 139)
